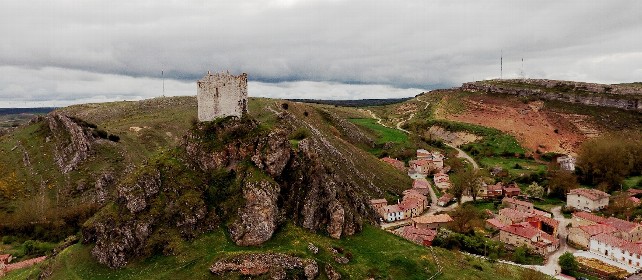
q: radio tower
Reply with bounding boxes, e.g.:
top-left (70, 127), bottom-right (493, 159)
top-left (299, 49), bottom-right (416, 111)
top-left (520, 58), bottom-right (525, 79)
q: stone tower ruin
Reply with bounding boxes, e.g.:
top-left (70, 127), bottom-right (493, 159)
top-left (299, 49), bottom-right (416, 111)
top-left (197, 71), bottom-right (248, 121)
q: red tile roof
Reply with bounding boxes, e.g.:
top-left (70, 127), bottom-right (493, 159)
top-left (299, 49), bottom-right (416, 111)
top-left (530, 209), bottom-right (552, 218)
top-left (501, 223), bottom-right (540, 239)
top-left (0, 254), bottom-right (10, 262)
top-left (603, 217), bottom-right (641, 233)
top-left (487, 183), bottom-right (504, 192)
top-left (502, 197), bottom-right (533, 208)
top-left (413, 179), bottom-right (430, 189)
top-left (395, 226), bottom-right (437, 245)
top-left (572, 212), bottom-right (607, 224)
top-left (399, 197), bottom-right (422, 211)
top-left (413, 214), bottom-right (453, 224)
top-left (579, 224), bottom-right (618, 236)
top-left (568, 188), bottom-right (609, 201)
top-left (438, 193), bottom-right (454, 204)
top-left (383, 204), bottom-right (402, 213)
top-left (486, 218), bottom-right (505, 229)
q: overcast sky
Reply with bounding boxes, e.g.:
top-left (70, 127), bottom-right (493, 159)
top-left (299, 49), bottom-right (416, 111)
top-left (1, 0), bottom-right (641, 107)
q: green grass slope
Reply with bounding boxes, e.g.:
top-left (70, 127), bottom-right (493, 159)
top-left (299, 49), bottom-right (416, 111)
top-left (5, 224), bottom-right (548, 280)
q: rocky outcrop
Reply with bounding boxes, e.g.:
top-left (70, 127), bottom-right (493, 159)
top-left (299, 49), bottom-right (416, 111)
top-left (209, 253), bottom-right (318, 280)
top-left (85, 116), bottom-right (385, 267)
top-left (462, 79), bottom-right (642, 111)
top-left (117, 169), bottom-right (161, 214)
top-left (45, 113), bottom-right (94, 173)
top-left (228, 175), bottom-right (280, 246)
top-left (325, 264), bottom-right (342, 280)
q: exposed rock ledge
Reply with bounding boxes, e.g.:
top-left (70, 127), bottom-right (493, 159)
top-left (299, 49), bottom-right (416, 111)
top-left (210, 253), bottom-right (319, 280)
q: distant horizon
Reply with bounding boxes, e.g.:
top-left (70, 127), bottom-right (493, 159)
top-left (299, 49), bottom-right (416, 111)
top-left (2, 1), bottom-right (641, 107)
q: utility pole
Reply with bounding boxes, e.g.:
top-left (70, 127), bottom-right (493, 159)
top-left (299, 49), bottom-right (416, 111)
top-left (500, 50), bottom-right (503, 80)
top-left (162, 70), bottom-right (165, 97)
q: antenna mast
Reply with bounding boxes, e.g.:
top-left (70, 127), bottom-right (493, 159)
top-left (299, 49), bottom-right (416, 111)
top-left (162, 70), bottom-right (165, 97)
top-left (500, 50), bottom-right (503, 80)
top-left (520, 58), bottom-right (524, 79)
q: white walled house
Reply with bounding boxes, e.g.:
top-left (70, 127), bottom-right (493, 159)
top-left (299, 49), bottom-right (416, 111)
top-left (590, 233), bottom-right (642, 268)
top-left (567, 188), bottom-right (609, 212)
top-left (382, 205), bottom-right (404, 222)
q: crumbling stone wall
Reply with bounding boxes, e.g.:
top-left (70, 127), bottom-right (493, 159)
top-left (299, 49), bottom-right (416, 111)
top-left (197, 71), bottom-right (248, 121)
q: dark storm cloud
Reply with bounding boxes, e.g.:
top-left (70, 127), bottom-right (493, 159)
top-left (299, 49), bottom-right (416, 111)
top-left (0, 0), bottom-right (641, 106)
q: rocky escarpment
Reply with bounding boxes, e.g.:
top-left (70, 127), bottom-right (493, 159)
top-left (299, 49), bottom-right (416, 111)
top-left (462, 79), bottom-right (642, 111)
top-left (84, 116), bottom-right (381, 268)
top-left (210, 253), bottom-right (318, 279)
top-left (45, 113), bottom-right (95, 173)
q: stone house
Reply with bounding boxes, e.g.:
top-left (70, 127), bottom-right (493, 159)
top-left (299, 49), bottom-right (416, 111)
top-left (567, 188), bottom-right (610, 212)
top-left (381, 157), bottom-right (406, 172)
top-left (433, 172), bottom-right (451, 190)
top-left (502, 197), bottom-right (534, 212)
top-left (603, 217), bottom-right (642, 242)
top-left (568, 224), bottom-right (619, 249)
top-left (412, 214), bottom-right (453, 230)
top-left (381, 205), bottom-right (404, 222)
top-left (590, 233), bottom-right (642, 268)
top-left (499, 223), bottom-right (559, 255)
top-left (369, 198), bottom-right (387, 210)
top-left (411, 179), bottom-right (431, 196)
top-left (398, 192), bottom-right (429, 219)
top-left (571, 211), bottom-right (607, 227)
top-left (503, 183), bottom-right (521, 197)
top-left (497, 208), bottom-right (532, 225)
top-left (394, 226), bottom-right (437, 246)
top-left (197, 71), bottom-right (248, 121)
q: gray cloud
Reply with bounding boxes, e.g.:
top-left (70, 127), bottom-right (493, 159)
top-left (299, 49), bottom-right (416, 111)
top-left (1, 0), bottom-right (641, 106)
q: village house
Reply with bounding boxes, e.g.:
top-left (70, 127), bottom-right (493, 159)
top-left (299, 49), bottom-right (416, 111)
top-left (394, 226), bottom-right (437, 246)
top-left (499, 222), bottom-right (559, 255)
top-left (437, 193), bottom-right (454, 207)
top-left (412, 214), bottom-right (453, 230)
top-left (526, 215), bottom-right (560, 237)
top-left (568, 224), bottom-right (619, 249)
top-left (381, 204), bottom-right (404, 222)
top-left (433, 172), bottom-right (451, 190)
top-left (503, 183), bottom-right (521, 197)
top-left (411, 179), bottom-right (431, 196)
top-left (567, 188), bottom-right (610, 212)
top-left (557, 155), bottom-right (576, 171)
top-left (571, 211), bottom-right (607, 227)
top-left (399, 191), bottom-right (429, 219)
top-left (369, 198), bottom-right (387, 210)
top-left (381, 157), bottom-right (406, 172)
top-left (589, 233), bottom-right (642, 268)
top-left (502, 197), bottom-right (533, 212)
top-left (486, 218), bottom-right (505, 230)
top-left (497, 208), bottom-right (532, 225)
top-left (602, 217), bottom-right (642, 242)
top-left (479, 183), bottom-right (504, 199)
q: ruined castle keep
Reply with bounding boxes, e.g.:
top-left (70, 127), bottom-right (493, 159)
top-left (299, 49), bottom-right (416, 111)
top-left (197, 71), bottom-right (248, 121)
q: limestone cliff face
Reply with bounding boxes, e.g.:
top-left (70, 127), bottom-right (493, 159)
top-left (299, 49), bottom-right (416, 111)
top-left (45, 113), bottom-right (94, 173)
top-left (462, 79), bottom-right (642, 111)
top-left (84, 116), bottom-right (378, 268)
